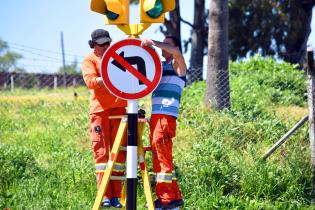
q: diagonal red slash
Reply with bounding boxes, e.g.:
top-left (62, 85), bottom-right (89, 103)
top-left (111, 52), bottom-right (151, 87)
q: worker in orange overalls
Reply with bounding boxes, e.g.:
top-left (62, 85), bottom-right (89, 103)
top-left (82, 29), bottom-right (127, 208)
top-left (141, 36), bottom-right (187, 209)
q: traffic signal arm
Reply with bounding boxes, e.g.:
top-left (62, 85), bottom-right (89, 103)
top-left (117, 23), bottom-right (151, 38)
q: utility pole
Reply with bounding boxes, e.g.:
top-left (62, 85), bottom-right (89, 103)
top-left (60, 31), bottom-right (66, 87)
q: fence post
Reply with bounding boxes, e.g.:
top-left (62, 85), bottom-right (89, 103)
top-left (63, 73), bottom-right (67, 87)
top-left (73, 78), bottom-right (76, 87)
top-left (307, 47), bottom-right (315, 199)
top-left (10, 72), bottom-right (15, 92)
top-left (54, 75), bottom-right (58, 89)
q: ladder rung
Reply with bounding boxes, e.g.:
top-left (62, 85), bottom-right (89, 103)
top-left (108, 115), bottom-right (126, 119)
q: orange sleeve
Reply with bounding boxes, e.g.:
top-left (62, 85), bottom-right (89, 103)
top-left (81, 55), bottom-right (101, 90)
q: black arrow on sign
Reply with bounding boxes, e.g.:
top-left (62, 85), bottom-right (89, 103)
top-left (111, 51), bottom-right (147, 85)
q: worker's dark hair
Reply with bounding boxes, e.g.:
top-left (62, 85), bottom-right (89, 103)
top-left (165, 35), bottom-right (182, 52)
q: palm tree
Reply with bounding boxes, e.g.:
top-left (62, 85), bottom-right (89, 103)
top-left (205, 0), bottom-right (230, 110)
top-left (187, 0), bottom-right (206, 84)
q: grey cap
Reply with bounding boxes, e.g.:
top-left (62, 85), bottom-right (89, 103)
top-left (91, 29), bottom-right (112, 44)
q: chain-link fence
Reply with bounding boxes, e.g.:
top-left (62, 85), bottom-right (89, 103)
top-left (0, 72), bottom-right (85, 90)
top-left (1, 55), bottom-right (314, 208)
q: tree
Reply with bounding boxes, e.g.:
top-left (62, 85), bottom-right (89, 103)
top-left (229, 0), bottom-right (315, 67)
top-left (132, 0), bottom-right (314, 83)
top-left (57, 60), bottom-right (79, 75)
top-left (159, 0), bottom-right (182, 50)
top-left (188, 0), bottom-right (315, 83)
top-left (130, 0), bottom-right (182, 49)
top-left (186, 0), bottom-right (207, 84)
top-left (205, 0), bottom-right (230, 110)
top-left (130, 0), bottom-right (207, 84)
top-left (0, 39), bottom-right (22, 72)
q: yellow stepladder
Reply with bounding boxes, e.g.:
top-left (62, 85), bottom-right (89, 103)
top-left (92, 116), bottom-right (154, 210)
top-left (92, 116), bottom-right (127, 210)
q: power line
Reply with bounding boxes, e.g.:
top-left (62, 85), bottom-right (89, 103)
top-left (7, 42), bottom-right (85, 58)
top-left (18, 63), bottom-right (60, 73)
top-left (11, 46), bottom-right (81, 64)
top-left (19, 63), bottom-right (59, 69)
top-left (18, 61), bottom-right (81, 72)
top-left (6, 41), bottom-right (83, 73)
top-left (20, 56), bottom-right (82, 64)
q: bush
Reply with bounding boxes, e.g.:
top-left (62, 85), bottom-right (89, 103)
top-left (230, 55), bottom-right (307, 119)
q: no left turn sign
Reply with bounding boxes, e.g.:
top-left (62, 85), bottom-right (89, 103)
top-left (101, 38), bottom-right (162, 100)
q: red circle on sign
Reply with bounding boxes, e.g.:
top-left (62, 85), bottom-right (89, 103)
top-left (101, 38), bottom-right (162, 100)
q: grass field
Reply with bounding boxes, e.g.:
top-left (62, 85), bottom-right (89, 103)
top-left (1, 56), bottom-right (315, 209)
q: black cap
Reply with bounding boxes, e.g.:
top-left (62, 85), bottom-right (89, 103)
top-left (91, 29), bottom-right (112, 45)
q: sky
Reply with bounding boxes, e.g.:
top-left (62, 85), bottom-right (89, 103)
top-left (0, 0), bottom-right (314, 74)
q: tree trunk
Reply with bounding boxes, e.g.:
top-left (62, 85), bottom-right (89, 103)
top-left (160, 0), bottom-right (181, 50)
top-left (205, 0), bottom-right (230, 110)
top-left (306, 49), bottom-right (315, 199)
top-left (187, 0), bottom-right (206, 85)
top-left (284, 0), bottom-right (314, 67)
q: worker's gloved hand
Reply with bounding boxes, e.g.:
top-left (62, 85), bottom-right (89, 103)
top-left (138, 109), bottom-right (146, 119)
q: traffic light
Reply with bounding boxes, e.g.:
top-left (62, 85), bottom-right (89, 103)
top-left (140, 0), bottom-right (175, 23)
top-left (90, 0), bottom-right (129, 25)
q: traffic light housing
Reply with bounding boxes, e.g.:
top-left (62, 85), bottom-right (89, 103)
top-left (90, 0), bottom-right (129, 25)
top-left (140, 0), bottom-right (175, 23)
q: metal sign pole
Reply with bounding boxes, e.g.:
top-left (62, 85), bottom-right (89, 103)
top-left (125, 28), bottom-right (141, 210)
top-left (100, 25), bottom-right (161, 210)
top-left (126, 99), bottom-right (138, 210)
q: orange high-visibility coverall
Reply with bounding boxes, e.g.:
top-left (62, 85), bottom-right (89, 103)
top-left (82, 52), bottom-right (127, 199)
top-left (150, 114), bottom-right (182, 205)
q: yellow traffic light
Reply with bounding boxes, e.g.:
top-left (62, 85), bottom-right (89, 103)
top-left (140, 0), bottom-right (175, 23)
top-left (90, 0), bottom-right (129, 25)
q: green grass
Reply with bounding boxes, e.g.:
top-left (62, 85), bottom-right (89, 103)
top-left (0, 87), bottom-right (94, 209)
top-left (1, 56), bottom-right (314, 209)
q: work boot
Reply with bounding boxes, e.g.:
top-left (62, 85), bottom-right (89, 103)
top-left (154, 199), bottom-right (181, 210)
top-left (153, 199), bottom-right (163, 208)
top-left (101, 198), bottom-right (111, 208)
top-left (169, 199), bottom-right (184, 207)
top-left (111, 197), bottom-right (123, 208)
